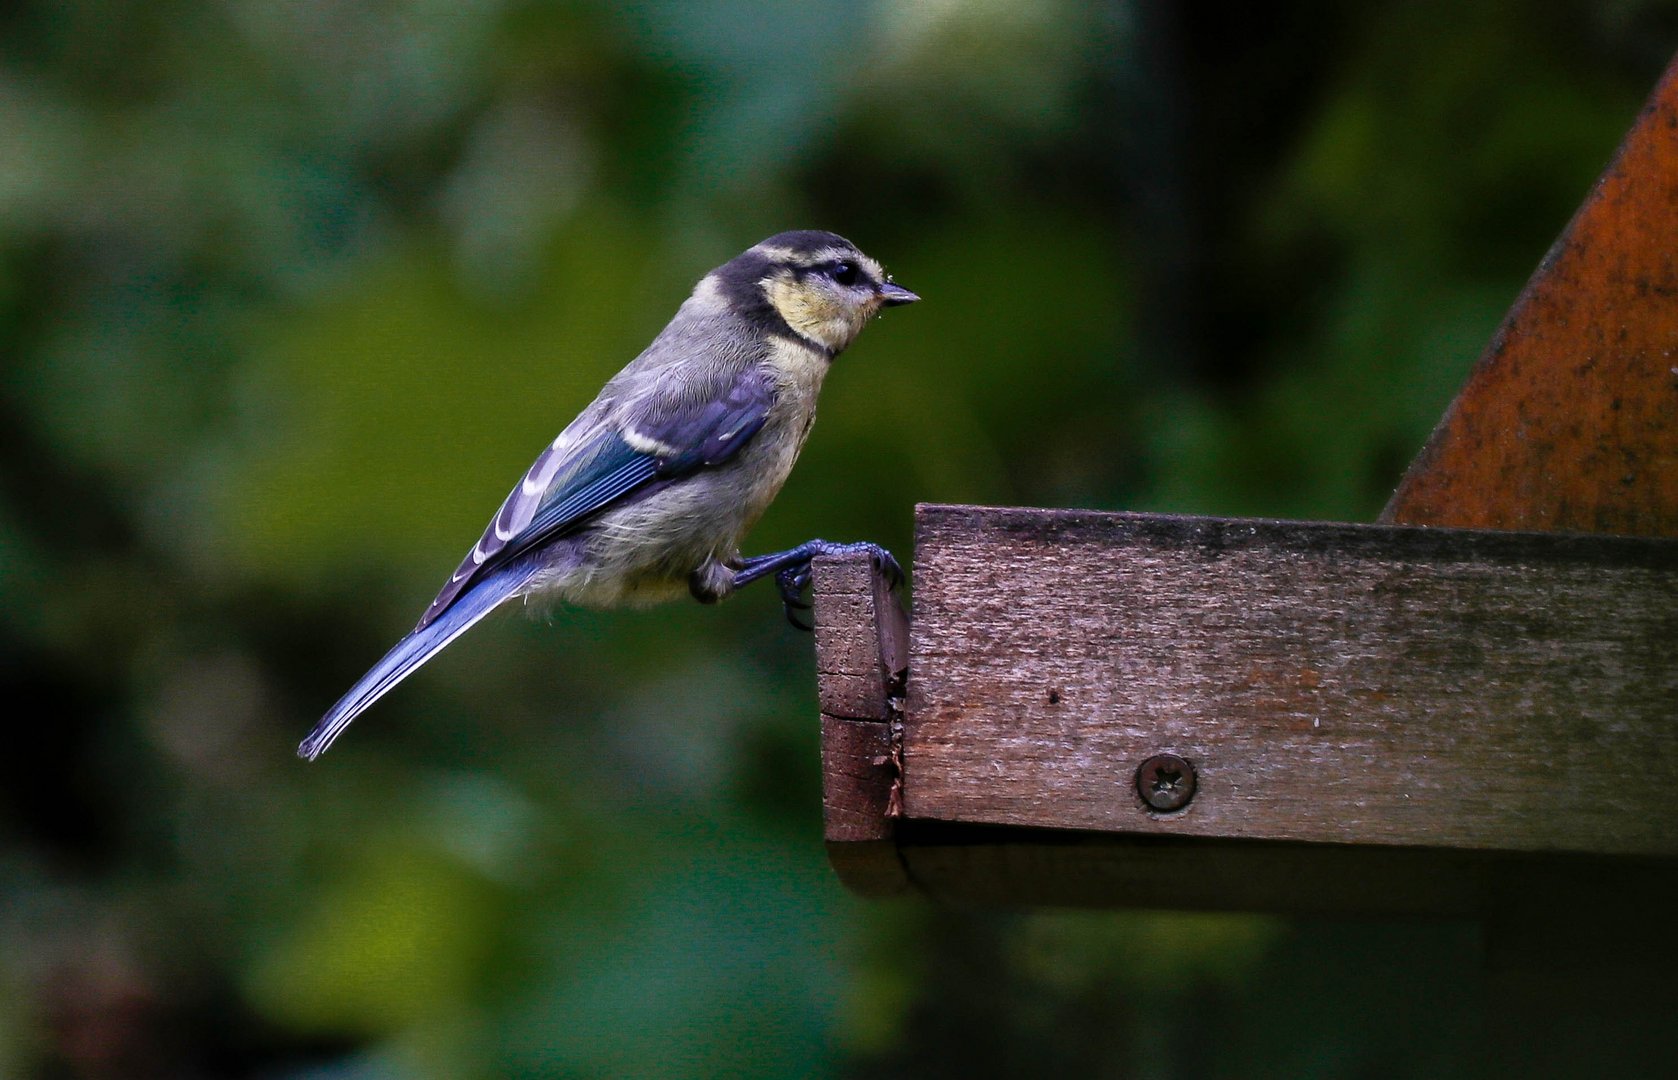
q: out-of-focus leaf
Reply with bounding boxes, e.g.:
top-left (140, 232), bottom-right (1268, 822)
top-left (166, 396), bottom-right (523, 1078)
top-left (216, 209), bottom-right (659, 592)
top-left (243, 847), bottom-right (499, 1038)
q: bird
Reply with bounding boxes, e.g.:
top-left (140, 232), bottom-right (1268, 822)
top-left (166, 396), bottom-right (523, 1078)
top-left (297, 230), bottom-right (918, 760)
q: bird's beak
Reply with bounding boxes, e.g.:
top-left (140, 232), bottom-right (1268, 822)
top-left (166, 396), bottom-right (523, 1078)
top-left (878, 281), bottom-right (920, 307)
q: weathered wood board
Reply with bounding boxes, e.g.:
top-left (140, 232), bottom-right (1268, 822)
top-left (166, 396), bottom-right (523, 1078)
top-left (814, 553), bottom-right (910, 896)
top-left (902, 504), bottom-right (1678, 859)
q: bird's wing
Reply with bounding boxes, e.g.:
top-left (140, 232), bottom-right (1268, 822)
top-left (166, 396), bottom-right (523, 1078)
top-left (415, 365), bottom-right (772, 630)
top-left (301, 366), bottom-right (772, 759)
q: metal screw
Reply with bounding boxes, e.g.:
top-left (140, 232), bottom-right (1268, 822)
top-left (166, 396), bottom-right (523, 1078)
top-left (1136, 754), bottom-right (1196, 811)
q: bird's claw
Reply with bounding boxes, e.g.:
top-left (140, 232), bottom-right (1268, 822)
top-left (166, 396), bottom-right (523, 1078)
top-left (775, 542), bottom-right (904, 632)
top-left (777, 564), bottom-right (814, 631)
top-left (736, 540), bottom-right (904, 632)
top-left (872, 546), bottom-right (905, 588)
top-left (808, 540), bottom-right (903, 588)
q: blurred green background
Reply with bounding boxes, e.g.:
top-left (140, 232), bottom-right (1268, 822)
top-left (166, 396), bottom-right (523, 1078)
top-left (2, 2), bottom-right (1673, 1077)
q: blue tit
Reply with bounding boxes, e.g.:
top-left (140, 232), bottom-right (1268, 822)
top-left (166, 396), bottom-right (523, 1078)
top-left (298, 230), bottom-right (918, 760)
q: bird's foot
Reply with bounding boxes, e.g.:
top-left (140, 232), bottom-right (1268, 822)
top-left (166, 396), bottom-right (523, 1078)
top-left (803, 540), bottom-right (903, 589)
top-left (776, 563), bottom-right (814, 631)
top-left (735, 539), bottom-right (903, 631)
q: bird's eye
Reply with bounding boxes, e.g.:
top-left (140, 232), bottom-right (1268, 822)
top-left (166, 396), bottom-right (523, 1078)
top-left (829, 260), bottom-right (860, 287)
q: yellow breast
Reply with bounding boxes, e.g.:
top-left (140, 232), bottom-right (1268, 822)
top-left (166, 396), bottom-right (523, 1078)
top-left (733, 335), bottom-right (830, 523)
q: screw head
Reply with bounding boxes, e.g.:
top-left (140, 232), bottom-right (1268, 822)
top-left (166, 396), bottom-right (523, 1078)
top-left (1136, 754), bottom-right (1196, 812)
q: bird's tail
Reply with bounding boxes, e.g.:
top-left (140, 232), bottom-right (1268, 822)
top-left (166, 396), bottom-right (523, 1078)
top-left (297, 562), bottom-right (539, 761)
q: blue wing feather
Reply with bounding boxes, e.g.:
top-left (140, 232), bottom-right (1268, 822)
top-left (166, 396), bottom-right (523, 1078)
top-left (493, 440), bottom-right (660, 566)
top-left (415, 367), bottom-right (773, 631)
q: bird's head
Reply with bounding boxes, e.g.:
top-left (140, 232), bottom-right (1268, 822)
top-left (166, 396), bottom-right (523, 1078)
top-left (706, 230), bottom-right (918, 356)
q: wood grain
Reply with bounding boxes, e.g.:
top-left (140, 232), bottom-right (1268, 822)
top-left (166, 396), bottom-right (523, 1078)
top-left (813, 551), bottom-right (910, 896)
top-left (814, 551), bottom-right (908, 723)
top-left (905, 504), bottom-right (1678, 858)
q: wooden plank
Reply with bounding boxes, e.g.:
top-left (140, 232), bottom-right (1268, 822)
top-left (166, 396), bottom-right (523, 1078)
top-left (814, 551), bottom-right (909, 722)
top-left (904, 504), bottom-right (1678, 858)
top-left (813, 552), bottom-right (910, 896)
top-left (1380, 54), bottom-right (1678, 539)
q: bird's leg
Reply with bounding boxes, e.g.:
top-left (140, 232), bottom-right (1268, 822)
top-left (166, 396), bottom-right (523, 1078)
top-left (732, 540), bottom-right (904, 630)
top-left (688, 559), bottom-right (735, 605)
